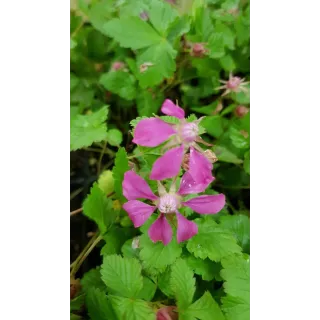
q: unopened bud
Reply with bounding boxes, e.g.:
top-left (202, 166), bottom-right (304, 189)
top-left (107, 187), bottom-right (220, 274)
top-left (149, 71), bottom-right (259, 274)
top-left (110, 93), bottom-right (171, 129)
top-left (139, 62), bottom-right (154, 73)
top-left (182, 153), bottom-right (190, 171)
top-left (156, 306), bottom-right (178, 320)
top-left (203, 150), bottom-right (218, 163)
top-left (191, 43), bottom-right (208, 57)
top-left (111, 61), bottom-right (125, 71)
top-left (235, 105), bottom-right (249, 118)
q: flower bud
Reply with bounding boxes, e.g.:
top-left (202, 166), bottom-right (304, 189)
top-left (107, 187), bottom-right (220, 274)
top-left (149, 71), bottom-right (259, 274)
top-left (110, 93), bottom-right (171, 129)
top-left (235, 105), bottom-right (249, 118)
top-left (97, 170), bottom-right (114, 195)
top-left (191, 43), bottom-right (208, 57)
top-left (111, 61), bottom-right (125, 71)
top-left (156, 306), bottom-right (178, 320)
top-left (203, 150), bottom-right (218, 163)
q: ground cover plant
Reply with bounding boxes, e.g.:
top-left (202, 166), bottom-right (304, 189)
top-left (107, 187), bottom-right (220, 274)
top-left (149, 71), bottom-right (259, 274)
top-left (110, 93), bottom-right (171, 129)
top-left (70, 0), bottom-right (250, 319)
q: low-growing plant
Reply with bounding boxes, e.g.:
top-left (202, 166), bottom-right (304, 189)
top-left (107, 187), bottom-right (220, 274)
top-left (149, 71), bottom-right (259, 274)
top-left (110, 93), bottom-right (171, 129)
top-left (70, 0), bottom-right (250, 319)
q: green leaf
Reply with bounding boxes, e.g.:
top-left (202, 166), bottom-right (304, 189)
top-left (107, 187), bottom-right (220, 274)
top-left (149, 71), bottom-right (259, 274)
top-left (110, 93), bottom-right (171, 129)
top-left (70, 106), bottom-right (108, 151)
top-left (136, 89), bottom-right (164, 117)
top-left (139, 233), bottom-right (182, 274)
top-left (136, 41), bottom-right (177, 88)
top-left (216, 22), bottom-right (235, 50)
top-left (70, 294), bottom-right (85, 312)
top-left (243, 151), bottom-right (250, 174)
top-left (70, 38), bottom-right (77, 49)
top-left (170, 258), bottom-right (195, 311)
top-left (86, 287), bottom-right (116, 320)
top-left (220, 55), bottom-right (236, 72)
top-left (88, 1), bottom-right (114, 34)
top-left (122, 238), bottom-right (141, 259)
top-left (137, 277), bottom-right (157, 301)
top-left (213, 145), bottom-right (243, 164)
top-left (183, 291), bottom-right (225, 320)
top-left (220, 255), bottom-right (250, 320)
top-left (229, 127), bottom-right (249, 149)
top-left (101, 226), bottom-right (136, 256)
top-left (102, 17), bottom-right (162, 50)
top-left (107, 128), bottom-right (123, 146)
top-left (200, 115), bottom-right (224, 138)
top-left (158, 267), bottom-right (175, 298)
top-left (186, 218), bottom-right (242, 262)
top-left (100, 255), bottom-right (143, 298)
top-left (100, 71), bottom-right (136, 100)
top-left (109, 296), bottom-right (156, 320)
top-left (185, 255), bottom-right (221, 281)
top-left (167, 16), bottom-right (191, 44)
top-left (81, 268), bottom-right (107, 294)
top-left (219, 215), bottom-right (250, 253)
top-left (112, 147), bottom-right (130, 203)
top-left (130, 116), bottom-right (149, 128)
top-left (148, 0), bottom-right (178, 36)
top-left (208, 33), bottom-right (225, 59)
top-left (83, 183), bottom-right (117, 234)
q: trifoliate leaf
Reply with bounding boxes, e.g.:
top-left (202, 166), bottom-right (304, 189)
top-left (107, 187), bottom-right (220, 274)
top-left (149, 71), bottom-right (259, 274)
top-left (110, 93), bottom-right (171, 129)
top-left (109, 296), bottom-right (156, 320)
top-left (82, 183), bottom-right (118, 234)
top-left (220, 54), bottom-right (236, 72)
top-left (186, 218), bottom-right (242, 262)
top-left (182, 291), bottom-right (225, 320)
top-left (136, 89), bottom-right (164, 117)
top-left (100, 255), bottom-right (143, 298)
top-left (139, 234), bottom-right (182, 274)
top-left (136, 41), bottom-right (177, 88)
top-left (101, 226), bottom-right (136, 256)
top-left (220, 255), bottom-right (250, 320)
top-left (208, 33), bottom-right (225, 59)
top-left (243, 151), bottom-right (250, 175)
top-left (137, 277), bottom-right (157, 301)
top-left (170, 258), bottom-right (195, 311)
top-left (107, 128), bottom-right (123, 146)
top-left (102, 17), bottom-right (162, 50)
top-left (185, 255), bottom-right (221, 281)
top-left (70, 106), bottom-right (108, 151)
top-left (112, 147), bottom-right (130, 203)
top-left (148, 0), bottom-right (178, 36)
top-left (97, 170), bottom-right (114, 195)
top-left (100, 71), bottom-right (136, 100)
top-left (86, 287), bottom-right (116, 320)
top-left (81, 267), bottom-right (107, 294)
top-left (219, 215), bottom-right (250, 253)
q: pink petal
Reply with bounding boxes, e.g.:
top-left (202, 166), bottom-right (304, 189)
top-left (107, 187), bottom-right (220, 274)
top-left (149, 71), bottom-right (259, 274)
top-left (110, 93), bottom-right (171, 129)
top-left (150, 145), bottom-right (184, 180)
top-left (122, 200), bottom-right (156, 227)
top-left (161, 99), bottom-right (185, 119)
top-left (178, 171), bottom-right (215, 195)
top-left (148, 214), bottom-right (173, 245)
top-left (123, 170), bottom-right (158, 201)
top-left (132, 118), bottom-right (176, 147)
top-left (188, 147), bottom-right (214, 186)
top-left (176, 211), bottom-right (198, 243)
top-left (183, 194), bottom-right (226, 214)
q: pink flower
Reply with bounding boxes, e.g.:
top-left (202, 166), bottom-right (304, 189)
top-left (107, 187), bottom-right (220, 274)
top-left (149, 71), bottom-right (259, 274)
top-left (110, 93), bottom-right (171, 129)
top-left (122, 170), bottom-right (225, 245)
top-left (132, 99), bottom-right (214, 183)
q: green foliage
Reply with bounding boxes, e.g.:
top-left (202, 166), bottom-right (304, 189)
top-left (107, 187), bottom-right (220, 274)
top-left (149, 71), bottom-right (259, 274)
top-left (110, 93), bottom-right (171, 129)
top-left (186, 218), bottom-right (242, 262)
top-left (112, 147), bottom-right (130, 203)
top-left (100, 254), bottom-right (143, 298)
top-left (82, 183), bottom-right (118, 234)
top-left (70, 0), bottom-right (250, 317)
top-left (70, 106), bottom-right (108, 151)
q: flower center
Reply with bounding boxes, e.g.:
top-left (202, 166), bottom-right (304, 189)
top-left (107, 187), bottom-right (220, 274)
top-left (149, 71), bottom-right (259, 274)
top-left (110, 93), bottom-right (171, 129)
top-left (158, 194), bottom-right (178, 214)
top-left (180, 122), bottom-right (199, 143)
